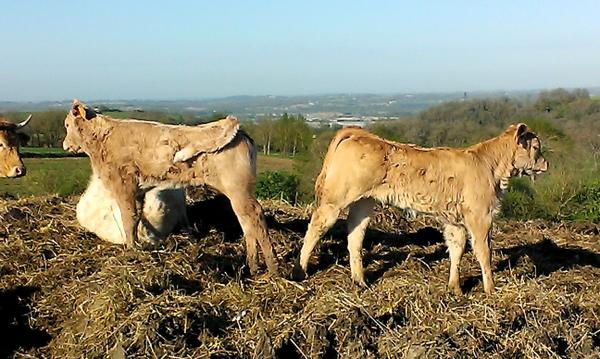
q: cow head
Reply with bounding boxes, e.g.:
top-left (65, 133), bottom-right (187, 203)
top-left (63, 99), bottom-right (97, 153)
top-left (511, 123), bottom-right (549, 179)
top-left (0, 115), bottom-right (31, 178)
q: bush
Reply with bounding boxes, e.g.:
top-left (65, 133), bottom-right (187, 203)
top-left (566, 180), bottom-right (600, 222)
top-left (501, 177), bottom-right (550, 220)
top-left (255, 171), bottom-right (300, 204)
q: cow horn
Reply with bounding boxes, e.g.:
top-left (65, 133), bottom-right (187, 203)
top-left (16, 114), bottom-right (32, 129)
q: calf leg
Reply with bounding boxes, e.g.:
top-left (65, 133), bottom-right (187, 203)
top-left (346, 198), bottom-right (375, 286)
top-left (444, 224), bottom-right (467, 295)
top-left (227, 189), bottom-right (279, 276)
top-left (111, 177), bottom-right (140, 249)
top-left (292, 202), bottom-right (341, 280)
top-left (466, 216), bottom-right (495, 294)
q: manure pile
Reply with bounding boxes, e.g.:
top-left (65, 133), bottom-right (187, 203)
top-left (0, 196), bottom-right (599, 358)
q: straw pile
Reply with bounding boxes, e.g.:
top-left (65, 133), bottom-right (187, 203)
top-left (0, 195), bottom-right (599, 358)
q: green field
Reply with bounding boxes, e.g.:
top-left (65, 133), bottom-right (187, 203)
top-left (256, 154), bottom-right (294, 173)
top-left (0, 158), bottom-right (91, 197)
top-left (20, 147), bottom-right (70, 156)
top-left (0, 153), bottom-right (293, 197)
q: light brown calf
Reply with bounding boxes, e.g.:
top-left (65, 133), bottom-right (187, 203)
top-left (293, 124), bottom-right (548, 294)
top-left (63, 100), bottom-right (278, 276)
top-left (0, 115), bottom-right (31, 178)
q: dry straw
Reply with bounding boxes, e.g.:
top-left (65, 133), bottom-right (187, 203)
top-left (0, 195), bottom-right (598, 358)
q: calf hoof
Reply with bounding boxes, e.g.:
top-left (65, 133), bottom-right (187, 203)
top-left (449, 285), bottom-right (463, 296)
top-left (266, 262), bottom-right (280, 278)
top-left (291, 264), bottom-right (307, 281)
top-left (484, 285), bottom-right (495, 295)
top-left (352, 277), bottom-right (368, 288)
top-left (248, 262), bottom-right (259, 277)
top-left (138, 236), bottom-right (160, 251)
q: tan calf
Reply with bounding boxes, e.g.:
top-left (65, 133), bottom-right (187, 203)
top-left (293, 124), bottom-right (548, 294)
top-left (63, 100), bottom-right (278, 276)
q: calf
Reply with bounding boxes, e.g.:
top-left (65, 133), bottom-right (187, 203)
top-left (63, 100), bottom-right (278, 276)
top-left (293, 124), bottom-right (548, 294)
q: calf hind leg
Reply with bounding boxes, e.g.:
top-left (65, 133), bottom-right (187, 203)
top-left (444, 224), bottom-right (467, 295)
top-left (228, 190), bottom-right (279, 276)
top-left (292, 202), bottom-right (342, 280)
top-left (346, 198), bottom-right (375, 286)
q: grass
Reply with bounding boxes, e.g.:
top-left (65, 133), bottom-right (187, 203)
top-left (0, 158), bottom-right (91, 197)
top-left (0, 154), bottom-right (293, 197)
top-left (20, 147), bottom-right (70, 156)
top-left (256, 154), bottom-right (294, 173)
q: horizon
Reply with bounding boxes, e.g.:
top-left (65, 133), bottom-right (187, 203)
top-left (3, 86), bottom-right (598, 105)
top-left (2, 1), bottom-right (599, 102)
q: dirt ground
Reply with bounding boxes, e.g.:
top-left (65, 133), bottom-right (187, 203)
top-left (0, 195), bottom-right (599, 358)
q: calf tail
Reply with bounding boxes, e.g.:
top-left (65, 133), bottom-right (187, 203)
top-left (314, 127), bottom-right (362, 203)
top-left (239, 130), bottom-right (258, 177)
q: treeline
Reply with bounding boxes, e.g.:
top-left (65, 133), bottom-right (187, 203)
top-left (244, 113), bottom-right (313, 156)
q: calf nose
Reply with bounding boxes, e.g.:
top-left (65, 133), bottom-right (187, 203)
top-left (13, 166), bottom-right (26, 177)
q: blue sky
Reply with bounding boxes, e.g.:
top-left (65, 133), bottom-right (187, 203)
top-left (1, 0), bottom-right (599, 101)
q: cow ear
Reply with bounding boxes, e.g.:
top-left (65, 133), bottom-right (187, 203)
top-left (17, 133), bottom-right (30, 146)
top-left (514, 123), bottom-right (528, 144)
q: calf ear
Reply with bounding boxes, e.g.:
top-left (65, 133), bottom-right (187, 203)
top-left (71, 103), bottom-right (85, 118)
top-left (72, 104), bottom-right (97, 120)
top-left (514, 123), bottom-right (528, 143)
top-left (71, 99), bottom-right (96, 120)
top-left (17, 133), bottom-right (30, 146)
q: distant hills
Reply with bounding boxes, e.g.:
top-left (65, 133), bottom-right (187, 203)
top-left (2, 88), bottom-right (598, 119)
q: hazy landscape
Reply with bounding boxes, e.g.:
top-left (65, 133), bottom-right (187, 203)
top-left (7, 89), bottom-right (599, 119)
top-left (0, 87), bottom-right (599, 357)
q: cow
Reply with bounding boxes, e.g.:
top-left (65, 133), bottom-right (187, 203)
top-left (0, 115), bottom-right (31, 178)
top-left (292, 124), bottom-right (548, 294)
top-left (63, 100), bottom-right (279, 276)
top-left (77, 174), bottom-right (188, 245)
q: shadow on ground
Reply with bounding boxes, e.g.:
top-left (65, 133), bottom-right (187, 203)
top-left (187, 195), bottom-right (243, 242)
top-left (497, 236), bottom-right (600, 276)
top-left (271, 213), bottom-right (446, 283)
top-left (0, 286), bottom-right (51, 357)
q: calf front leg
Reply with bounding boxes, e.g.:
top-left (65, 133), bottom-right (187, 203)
top-left (466, 216), bottom-right (495, 294)
top-left (111, 176), bottom-right (140, 249)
